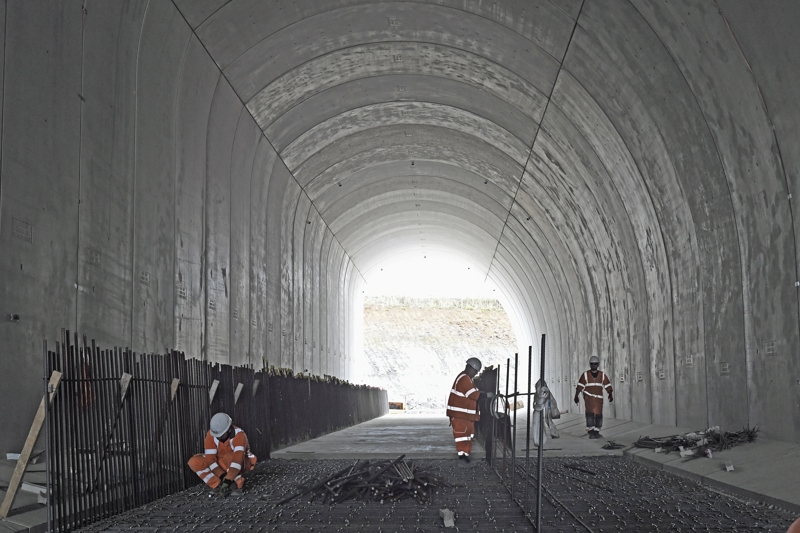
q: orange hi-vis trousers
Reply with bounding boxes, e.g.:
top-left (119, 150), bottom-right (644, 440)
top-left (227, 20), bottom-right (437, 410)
top-left (188, 451), bottom-right (256, 489)
top-left (451, 417), bottom-right (475, 456)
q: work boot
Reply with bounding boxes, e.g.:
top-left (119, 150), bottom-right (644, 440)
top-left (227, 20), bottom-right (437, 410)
top-left (587, 431), bottom-right (597, 439)
top-left (595, 432), bottom-right (603, 439)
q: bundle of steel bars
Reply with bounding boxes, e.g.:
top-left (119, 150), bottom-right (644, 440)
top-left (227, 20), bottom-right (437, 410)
top-left (633, 426), bottom-right (759, 454)
top-left (278, 456), bottom-right (444, 505)
top-left (43, 330), bottom-right (387, 532)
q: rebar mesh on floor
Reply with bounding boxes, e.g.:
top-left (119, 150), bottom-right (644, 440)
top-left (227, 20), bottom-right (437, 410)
top-left (77, 459), bottom-right (529, 532)
top-left (504, 456), bottom-right (795, 532)
top-left (76, 456), bottom-right (797, 532)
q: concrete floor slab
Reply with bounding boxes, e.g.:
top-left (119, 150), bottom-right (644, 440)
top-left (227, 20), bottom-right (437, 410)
top-left (0, 521), bottom-right (26, 532)
top-left (0, 508), bottom-right (46, 533)
top-left (272, 414), bottom-right (485, 459)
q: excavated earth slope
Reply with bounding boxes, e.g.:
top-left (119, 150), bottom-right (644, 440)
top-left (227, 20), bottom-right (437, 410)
top-left (361, 297), bottom-right (517, 411)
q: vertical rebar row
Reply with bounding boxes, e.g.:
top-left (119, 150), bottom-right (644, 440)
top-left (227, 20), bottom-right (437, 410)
top-left (502, 358), bottom-right (510, 481)
top-left (50, 341), bottom-right (64, 531)
top-left (536, 333), bottom-right (546, 532)
top-left (67, 332), bottom-right (82, 528)
top-left (111, 344), bottom-right (127, 515)
top-left (123, 348), bottom-right (139, 509)
top-left (43, 340), bottom-right (52, 533)
top-left (493, 364), bottom-right (499, 467)
top-left (42, 332), bottom-right (386, 532)
top-left (87, 337), bottom-right (101, 519)
top-left (511, 352), bottom-right (518, 502)
top-left (92, 339), bottom-right (106, 520)
top-left (524, 345), bottom-right (533, 515)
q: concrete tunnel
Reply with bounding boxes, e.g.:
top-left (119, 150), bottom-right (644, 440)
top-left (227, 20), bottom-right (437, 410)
top-left (1, 0), bottom-right (800, 465)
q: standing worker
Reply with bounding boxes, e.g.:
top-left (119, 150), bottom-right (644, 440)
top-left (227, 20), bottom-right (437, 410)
top-left (188, 412), bottom-right (257, 497)
top-left (574, 356), bottom-right (613, 439)
top-left (446, 357), bottom-right (493, 463)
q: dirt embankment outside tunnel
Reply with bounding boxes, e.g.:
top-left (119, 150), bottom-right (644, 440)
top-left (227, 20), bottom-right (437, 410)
top-left (360, 297), bottom-right (517, 412)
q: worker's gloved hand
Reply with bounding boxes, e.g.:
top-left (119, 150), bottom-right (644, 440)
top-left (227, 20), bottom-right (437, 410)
top-left (573, 395), bottom-right (579, 405)
top-left (608, 393), bottom-right (614, 403)
top-left (218, 478), bottom-right (233, 498)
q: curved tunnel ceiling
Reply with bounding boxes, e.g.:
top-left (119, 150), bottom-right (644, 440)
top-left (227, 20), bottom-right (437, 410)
top-left (184, 0), bottom-right (578, 345)
top-left (165, 0), bottom-right (800, 442)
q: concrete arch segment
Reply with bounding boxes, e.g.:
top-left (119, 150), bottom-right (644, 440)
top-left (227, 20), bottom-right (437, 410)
top-left (631, 0), bottom-right (800, 443)
top-left (264, 74), bottom-right (538, 153)
top-left (3, 0), bottom-right (800, 460)
top-left (193, 0), bottom-right (572, 89)
top-left (300, 139), bottom-right (525, 203)
top-left (313, 161), bottom-right (514, 218)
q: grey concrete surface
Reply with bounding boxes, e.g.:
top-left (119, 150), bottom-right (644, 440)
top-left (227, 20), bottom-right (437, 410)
top-left (1, 0), bottom-right (800, 478)
top-left (272, 414), bottom-right (485, 460)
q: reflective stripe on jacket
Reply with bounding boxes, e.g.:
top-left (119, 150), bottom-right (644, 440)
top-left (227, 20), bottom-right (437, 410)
top-left (446, 372), bottom-right (481, 421)
top-left (203, 425), bottom-right (253, 481)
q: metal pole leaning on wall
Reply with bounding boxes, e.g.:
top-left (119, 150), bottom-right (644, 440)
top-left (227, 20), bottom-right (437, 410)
top-left (536, 334), bottom-right (546, 531)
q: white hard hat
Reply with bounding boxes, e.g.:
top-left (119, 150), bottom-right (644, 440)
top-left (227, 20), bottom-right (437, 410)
top-left (466, 357), bottom-right (482, 372)
top-left (210, 412), bottom-right (232, 437)
top-left (589, 356), bottom-right (600, 364)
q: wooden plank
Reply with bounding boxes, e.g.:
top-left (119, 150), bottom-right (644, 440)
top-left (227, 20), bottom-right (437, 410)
top-left (208, 379), bottom-right (220, 405)
top-left (0, 371), bottom-right (62, 518)
top-left (91, 372), bottom-right (136, 490)
top-left (233, 382), bottom-right (244, 404)
top-left (120, 372), bottom-right (133, 401)
top-left (170, 378), bottom-right (180, 401)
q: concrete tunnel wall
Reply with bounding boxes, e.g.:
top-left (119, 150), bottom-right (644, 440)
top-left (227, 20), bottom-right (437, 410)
top-left (0, 0), bottom-right (799, 457)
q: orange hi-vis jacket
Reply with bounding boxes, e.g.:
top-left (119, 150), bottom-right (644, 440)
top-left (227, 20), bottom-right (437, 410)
top-left (576, 370), bottom-right (612, 415)
top-left (446, 372), bottom-right (481, 421)
top-left (203, 425), bottom-right (253, 481)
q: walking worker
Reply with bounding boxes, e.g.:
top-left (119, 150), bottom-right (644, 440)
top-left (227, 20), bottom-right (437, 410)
top-left (446, 357), bottom-right (493, 463)
top-left (188, 412), bottom-right (257, 497)
top-left (573, 356), bottom-right (613, 439)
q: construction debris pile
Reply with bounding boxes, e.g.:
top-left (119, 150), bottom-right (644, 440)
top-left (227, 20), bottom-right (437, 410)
top-left (634, 426), bottom-right (759, 457)
top-left (277, 455), bottom-right (445, 505)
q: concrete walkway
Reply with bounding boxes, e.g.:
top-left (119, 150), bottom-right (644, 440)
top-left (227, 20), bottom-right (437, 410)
top-left (272, 413), bottom-right (485, 459)
top-left (275, 411), bottom-right (800, 514)
top-left (549, 412), bottom-right (800, 514)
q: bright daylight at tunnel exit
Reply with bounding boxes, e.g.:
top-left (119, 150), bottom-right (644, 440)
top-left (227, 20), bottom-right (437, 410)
top-left (0, 1), bottom-right (799, 532)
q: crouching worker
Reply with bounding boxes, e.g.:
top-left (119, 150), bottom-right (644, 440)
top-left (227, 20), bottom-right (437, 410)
top-left (188, 412), bottom-right (257, 497)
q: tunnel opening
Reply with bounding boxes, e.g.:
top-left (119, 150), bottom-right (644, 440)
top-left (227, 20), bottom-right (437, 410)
top-left (356, 254), bottom-right (519, 413)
